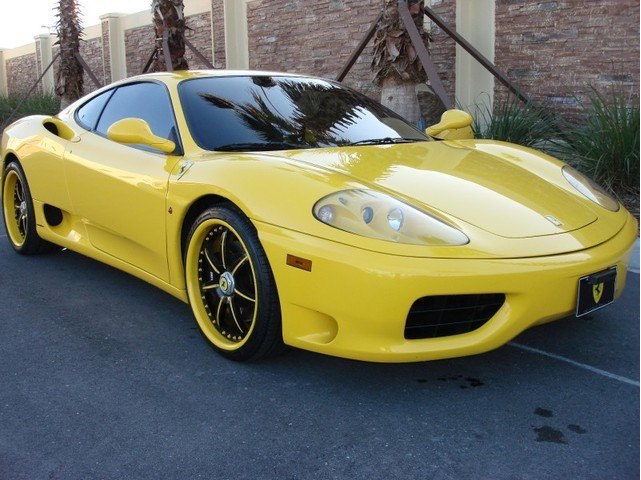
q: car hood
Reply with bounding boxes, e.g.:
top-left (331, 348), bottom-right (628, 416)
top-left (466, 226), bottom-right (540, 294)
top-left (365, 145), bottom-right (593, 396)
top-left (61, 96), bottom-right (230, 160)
top-left (271, 140), bottom-right (598, 239)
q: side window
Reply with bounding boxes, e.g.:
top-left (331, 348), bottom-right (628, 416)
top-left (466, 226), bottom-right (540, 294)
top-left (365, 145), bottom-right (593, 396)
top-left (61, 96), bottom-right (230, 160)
top-left (76, 89), bottom-right (114, 131)
top-left (95, 82), bottom-right (178, 144)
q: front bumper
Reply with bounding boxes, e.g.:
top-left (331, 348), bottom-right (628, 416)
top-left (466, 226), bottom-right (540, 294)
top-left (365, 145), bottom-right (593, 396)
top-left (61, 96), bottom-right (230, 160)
top-left (257, 214), bottom-right (637, 363)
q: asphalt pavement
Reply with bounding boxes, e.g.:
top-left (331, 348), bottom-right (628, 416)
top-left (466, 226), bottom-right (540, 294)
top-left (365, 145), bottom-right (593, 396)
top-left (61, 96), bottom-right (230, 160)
top-left (0, 236), bottom-right (638, 479)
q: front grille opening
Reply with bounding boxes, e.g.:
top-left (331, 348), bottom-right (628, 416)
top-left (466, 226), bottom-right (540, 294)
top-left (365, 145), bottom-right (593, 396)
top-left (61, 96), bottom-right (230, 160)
top-left (405, 294), bottom-right (505, 339)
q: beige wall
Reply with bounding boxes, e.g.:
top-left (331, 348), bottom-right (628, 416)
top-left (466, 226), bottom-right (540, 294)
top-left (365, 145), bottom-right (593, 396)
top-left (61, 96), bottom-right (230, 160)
top-left (455, 0), bottom-right (495, 113)
top-left (0, 50), bottom-right (7, 96)
top-left (223, 0), bottom-right (250, 69)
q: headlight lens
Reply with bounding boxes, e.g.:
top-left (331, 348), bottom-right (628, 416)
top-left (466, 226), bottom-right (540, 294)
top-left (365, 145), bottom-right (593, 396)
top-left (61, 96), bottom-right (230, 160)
top-left (562, 166), bottom-right (619, 212)
top-left (313, 190), bottom-right (469, 246)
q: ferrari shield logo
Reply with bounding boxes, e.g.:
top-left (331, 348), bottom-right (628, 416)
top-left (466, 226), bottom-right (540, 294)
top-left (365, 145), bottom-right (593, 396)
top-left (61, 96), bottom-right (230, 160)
top-left (592, 283), bottom-right (604, 304)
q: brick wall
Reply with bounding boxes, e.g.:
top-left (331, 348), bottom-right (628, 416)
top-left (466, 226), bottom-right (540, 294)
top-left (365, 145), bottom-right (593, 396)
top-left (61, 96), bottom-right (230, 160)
top-left (2, 1), bottom-right (638, 123)
top-left (495, 0), bottom-right (640, 119)
top-left (246, 0), bottom-right (382, 100)
top-left (124, 12), bottom-right (213, 75)
top-left (6, 54), bottom-right (38, 95)
top-left (428, 0), bottom-right (456, 99)
top-left (184, 12), bottom-right (214, 69)
top-left (125, 24), bottom-right (155, 76)
top-left (101, 20), bottom-right (112, 84)
top-left (211, 0), bottom-right (226, 68)
top-left (79, 37), bottom-right (106, 93)
top-left (35, 43), bottom-right (43, 93)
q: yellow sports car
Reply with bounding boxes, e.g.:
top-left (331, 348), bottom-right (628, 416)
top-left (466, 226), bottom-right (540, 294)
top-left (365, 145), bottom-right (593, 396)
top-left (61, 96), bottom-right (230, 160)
top-left (1, 71), bottom-right (637, 362)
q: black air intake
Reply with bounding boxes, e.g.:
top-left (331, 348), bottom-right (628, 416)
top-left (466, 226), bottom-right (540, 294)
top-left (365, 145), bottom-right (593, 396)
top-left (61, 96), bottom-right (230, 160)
top-left (405, 294), bottom-right (505, 339)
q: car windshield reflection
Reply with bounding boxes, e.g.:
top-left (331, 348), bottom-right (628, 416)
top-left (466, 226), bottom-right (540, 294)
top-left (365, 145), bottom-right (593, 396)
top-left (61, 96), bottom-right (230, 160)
top-left (178, 75), bottom-right (429, 151)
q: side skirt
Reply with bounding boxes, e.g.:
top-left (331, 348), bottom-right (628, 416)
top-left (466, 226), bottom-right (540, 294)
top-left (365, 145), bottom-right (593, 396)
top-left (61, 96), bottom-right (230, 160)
top-left (33, 200), bottom-right (188, 303)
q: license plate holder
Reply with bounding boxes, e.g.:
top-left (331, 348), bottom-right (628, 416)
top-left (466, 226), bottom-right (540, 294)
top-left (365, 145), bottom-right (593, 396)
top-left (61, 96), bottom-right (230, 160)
top-left (576, 267), bottom-right (617, 317)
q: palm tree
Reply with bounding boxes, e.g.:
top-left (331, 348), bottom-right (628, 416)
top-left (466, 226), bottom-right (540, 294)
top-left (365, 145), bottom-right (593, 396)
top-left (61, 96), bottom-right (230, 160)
top-left (55, 0), bottom-right (84, 108)
top-left (371, 0), bottom-right (429, 125)
top-left (151, 0), bottom-right (189, 71)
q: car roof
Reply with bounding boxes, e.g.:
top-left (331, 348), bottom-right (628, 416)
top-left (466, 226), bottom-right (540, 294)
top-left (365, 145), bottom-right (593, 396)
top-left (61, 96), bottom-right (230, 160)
top-left (125, 69), bottom-right (319, 84)
top-left (59, 70), bottom-right (330, 119)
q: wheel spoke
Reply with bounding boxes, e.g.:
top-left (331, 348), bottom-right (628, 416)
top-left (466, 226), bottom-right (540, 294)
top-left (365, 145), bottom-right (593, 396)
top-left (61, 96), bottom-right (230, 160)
top-left (15, 185), bottom-right (24, 203)
top-left (231, 255), bottom-right (255, 302)
top-left (202, 282), bottom-right (219, 291)
top-left (234, 288), bottom-right (255, 303)
top-left (215, 295), bottom-right (224, 324)
top-left (231, 255), bottom-right (248, 275)
top-left (19, 214), bottom-right (27, 236)
top-left (229, 298), bottom-right (244, 334)
top-left (220, 229), bottom-right (228, 269)
top-left (204, 247), bottom-right (221, 275)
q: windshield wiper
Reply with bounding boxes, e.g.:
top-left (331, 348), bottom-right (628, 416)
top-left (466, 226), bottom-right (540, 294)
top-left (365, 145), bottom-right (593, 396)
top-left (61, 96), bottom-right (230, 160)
top-left (349, 137), bottom-right (420, 146)
top-left (214, 142), bottom-right (309, 152)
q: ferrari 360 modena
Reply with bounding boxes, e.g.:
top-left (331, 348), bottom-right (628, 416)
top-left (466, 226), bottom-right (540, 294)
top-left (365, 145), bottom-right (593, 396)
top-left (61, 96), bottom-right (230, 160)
top-left (1, 71), bottom-right (637, 362)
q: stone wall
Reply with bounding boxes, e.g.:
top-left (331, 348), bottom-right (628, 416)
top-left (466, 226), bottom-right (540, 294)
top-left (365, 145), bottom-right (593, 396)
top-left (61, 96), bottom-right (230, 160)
top-left (5, 40), bottom-right (105, 99)
top-left (125, 24), bottom-right (155, 76)
top-left (184, 12), bottom-right (214, 69)
top-left (495, 0), bottom-right (640, 119)
top-left (428, 0), bottom-right (456, 100)
top-left (211, 0), bottom-right (226, 68)
top-left (79, 36), bottom-right (106, 93)
top-left (2, 1), bottom-right (639, 123)
top-left (6, 54), bottom-right (38, 95)
top-left (246, 0), bottom-right (382, 100)
top-left (124, 12), bottom-right (213, 75)
top-left (35, 43), bottom-right (43, 93)
top-left (101, 20), bottom-right (112, 85)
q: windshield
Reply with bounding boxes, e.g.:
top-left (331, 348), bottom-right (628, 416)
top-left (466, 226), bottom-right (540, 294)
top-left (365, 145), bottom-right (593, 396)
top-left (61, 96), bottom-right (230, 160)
top-left (178, 75), bottom-right (429, 151)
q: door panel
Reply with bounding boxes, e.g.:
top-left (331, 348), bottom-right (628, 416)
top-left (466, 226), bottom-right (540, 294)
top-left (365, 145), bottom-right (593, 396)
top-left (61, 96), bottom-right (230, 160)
top-left (64, 135), bottom-right (180, 281)
top-left (63, 81), bottom-right (183, 281)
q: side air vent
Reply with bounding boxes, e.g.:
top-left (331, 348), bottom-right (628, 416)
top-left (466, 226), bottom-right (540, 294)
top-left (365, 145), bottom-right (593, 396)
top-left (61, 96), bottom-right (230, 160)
top-left (405, 294), bottom-right (505, 339)
top-left (43, 204), bottom-right (63, 226)
top-left (42, 118), bottom-right (75, 140)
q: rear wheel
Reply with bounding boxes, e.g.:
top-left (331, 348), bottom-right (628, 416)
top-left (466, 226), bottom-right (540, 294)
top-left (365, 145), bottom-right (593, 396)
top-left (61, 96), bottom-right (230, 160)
top-left (185, 205), bottom-right (284, 361)
top-left (2, 161), bottom-right (57, 254)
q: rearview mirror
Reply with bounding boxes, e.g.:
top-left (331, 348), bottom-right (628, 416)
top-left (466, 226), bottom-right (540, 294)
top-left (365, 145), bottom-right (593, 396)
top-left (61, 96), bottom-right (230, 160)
top-left (426, 109), bottom-right (474, 140)
top-left (107, 118), bottom-right (176, 153)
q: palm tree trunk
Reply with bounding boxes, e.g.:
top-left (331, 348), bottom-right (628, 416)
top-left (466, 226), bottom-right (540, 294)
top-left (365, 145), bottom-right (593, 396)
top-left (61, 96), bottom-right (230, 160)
top-left (152, 0), bottom-right (189, 72)
top-left (371, 0), bottom-right (429, 126)
top-left (55, 0), bottom-right (84, 108)
top-left (381, 77), bottom-right (420, 125)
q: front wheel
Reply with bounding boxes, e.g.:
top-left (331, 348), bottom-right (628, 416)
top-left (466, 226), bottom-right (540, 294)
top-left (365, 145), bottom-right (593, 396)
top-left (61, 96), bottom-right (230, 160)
top-left (2, 161), bottom-right (57, 254)
top-left (184, 205), bottom-right (284, 361)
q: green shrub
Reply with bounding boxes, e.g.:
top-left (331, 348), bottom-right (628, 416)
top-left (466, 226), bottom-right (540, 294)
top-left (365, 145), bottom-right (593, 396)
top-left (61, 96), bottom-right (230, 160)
top-left (552, 86), bottom-right (639, 196)
top-left (472, 94), bottom-right (558, 149)
top-left (0, 92), bottom-right (60, 130)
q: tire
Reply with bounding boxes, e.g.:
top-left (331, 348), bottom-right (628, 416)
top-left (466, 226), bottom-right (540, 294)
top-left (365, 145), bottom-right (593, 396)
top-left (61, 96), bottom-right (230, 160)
top-left (184, 205), bottom-right (285, 361)
top-left (2, 161), bottom-right (58, 255)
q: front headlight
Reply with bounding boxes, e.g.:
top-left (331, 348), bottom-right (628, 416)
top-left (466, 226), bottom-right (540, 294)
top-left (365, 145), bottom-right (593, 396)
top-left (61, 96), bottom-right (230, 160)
top-left (562, 166), bottom-right (619, 212)
top-left (313, 190), bottom-right (469, 246)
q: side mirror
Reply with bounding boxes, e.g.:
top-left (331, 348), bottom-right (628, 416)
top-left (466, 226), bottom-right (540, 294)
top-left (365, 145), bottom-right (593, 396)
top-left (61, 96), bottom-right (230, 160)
top-left (107, 118), bottom-right (176, 153)
top-left (426, 109), bottom-right (474, 140)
